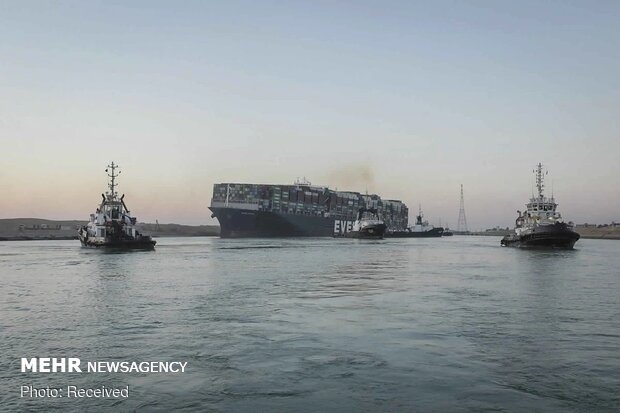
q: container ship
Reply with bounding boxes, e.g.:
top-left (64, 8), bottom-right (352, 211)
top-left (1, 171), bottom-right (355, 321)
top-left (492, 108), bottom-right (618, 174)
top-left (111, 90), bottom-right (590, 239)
top-left (209, 179), bottom-right (408, 237)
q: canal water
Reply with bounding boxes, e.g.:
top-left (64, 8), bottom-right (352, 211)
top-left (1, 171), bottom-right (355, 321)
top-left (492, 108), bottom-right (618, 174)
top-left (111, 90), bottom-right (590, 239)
top-left (1, 236), bottom-right (618, 411)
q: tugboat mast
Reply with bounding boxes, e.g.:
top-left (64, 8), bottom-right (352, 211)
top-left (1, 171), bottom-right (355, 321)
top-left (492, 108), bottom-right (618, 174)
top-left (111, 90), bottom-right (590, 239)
top-left (535, 162), bottom-right (545, 199)
top-left (106, 162), bottom-right (121, 199)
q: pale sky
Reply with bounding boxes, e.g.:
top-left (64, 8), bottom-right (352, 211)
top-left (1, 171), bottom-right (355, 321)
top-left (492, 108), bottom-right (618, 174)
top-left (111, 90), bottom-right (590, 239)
top-left (1, 1), bottom-right (619, 229)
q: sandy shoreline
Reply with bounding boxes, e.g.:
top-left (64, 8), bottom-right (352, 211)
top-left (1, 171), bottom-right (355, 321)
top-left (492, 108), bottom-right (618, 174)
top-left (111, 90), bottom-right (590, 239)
top-left (1, 218), bottom-right (618, 241)
top-left (470, 227), bottom-right (620, 240)
top-left (0, 218), bottom-right (219, 241)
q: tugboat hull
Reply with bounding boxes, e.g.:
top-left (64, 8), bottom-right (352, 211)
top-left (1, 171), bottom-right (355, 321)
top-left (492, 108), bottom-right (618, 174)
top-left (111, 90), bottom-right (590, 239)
top-left (79, 239), bottom-right (156, 249)
top-left (385, 227), bottom-right (444, 238)
top-left (501, 224), bottom-right (580, 249)
top-left (78, 226), bottom-right (156, 250)
top-left (344, 223), bottom-right (386, 239)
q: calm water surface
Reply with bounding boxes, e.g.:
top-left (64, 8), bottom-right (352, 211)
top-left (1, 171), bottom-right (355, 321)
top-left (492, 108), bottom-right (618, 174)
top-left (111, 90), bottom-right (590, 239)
top-left (1, 237), bottom-right (619, 412)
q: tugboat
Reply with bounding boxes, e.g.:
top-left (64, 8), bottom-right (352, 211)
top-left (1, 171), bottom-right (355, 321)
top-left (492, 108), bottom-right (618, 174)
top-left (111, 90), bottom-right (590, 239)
top-left (442, 227), bottom-right (454, 237)
top-left (78, 162), bottom-right (156, 249)
top-left (501, 163), bottom-right (579, 249)
top-left (386, 206), bottom-right (444, 238)
top-left (343, 208), bottom-right (386, 239)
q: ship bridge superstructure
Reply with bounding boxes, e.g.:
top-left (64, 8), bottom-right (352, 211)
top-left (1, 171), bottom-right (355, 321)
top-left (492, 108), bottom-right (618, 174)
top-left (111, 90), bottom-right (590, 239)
top-left (92, 162), bottom-right (135, 227)
top-left (516, 163), bottom-right (565, 229)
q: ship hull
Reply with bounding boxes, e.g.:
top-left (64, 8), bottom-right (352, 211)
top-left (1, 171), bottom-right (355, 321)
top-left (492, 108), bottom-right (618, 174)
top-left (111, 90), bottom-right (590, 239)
top-left (501, 223), bottom-right (580, 249)
top-left (210, 207), bottom-right (339, 237)
top-left (386, 227), bottom-right (444, 238)
top-left (343, 223), bottom-right (386, 240)
top-left (79, 238), bottom-right (156, 249)
top-left (79, 228), bottom-right (156, 249)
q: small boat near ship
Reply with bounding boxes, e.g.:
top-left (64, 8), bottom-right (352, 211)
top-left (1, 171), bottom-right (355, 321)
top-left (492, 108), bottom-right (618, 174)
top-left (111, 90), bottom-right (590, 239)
top-left (342, 208), bottom-right (386, 239)
top-left (442, 228), bottom-right (453, 236)
top-left (386, 206), bottom-right (444, 238)
top-left (78, 162), bottom-right (156, 249)
top-left (501, 163), bottom-right (579, 249)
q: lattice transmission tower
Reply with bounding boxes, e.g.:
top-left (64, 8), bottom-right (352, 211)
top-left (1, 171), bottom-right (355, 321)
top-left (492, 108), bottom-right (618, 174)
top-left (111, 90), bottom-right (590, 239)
top-left (457, 184), bottom-right (469, 233)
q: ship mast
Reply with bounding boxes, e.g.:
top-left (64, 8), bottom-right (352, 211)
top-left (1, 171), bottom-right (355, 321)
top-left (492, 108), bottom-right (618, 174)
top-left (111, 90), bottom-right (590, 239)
top-left (535, 162), bottom-right (545, 199)
top-left (106, 162), bottom-right (121, 199)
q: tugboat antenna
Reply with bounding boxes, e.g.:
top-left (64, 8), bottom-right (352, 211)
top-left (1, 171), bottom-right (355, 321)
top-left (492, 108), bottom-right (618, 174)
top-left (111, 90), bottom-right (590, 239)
top-left (535, 162), bottom-right (545, 198)
top-left (105, 162), bottom-right (121, 198)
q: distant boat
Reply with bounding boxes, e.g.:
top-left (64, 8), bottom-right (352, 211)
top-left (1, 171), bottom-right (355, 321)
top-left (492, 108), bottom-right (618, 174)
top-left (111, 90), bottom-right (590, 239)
top-left (386, 206), bottom-right (443, 238)
top-left (342, 208), bottom-right (386, 239)
top-left (501, 163), bottom-right (579, 249)
top-left (442, 228), bottom-right (453, 236)
top-left (78, 162), bottom-right (156, 249)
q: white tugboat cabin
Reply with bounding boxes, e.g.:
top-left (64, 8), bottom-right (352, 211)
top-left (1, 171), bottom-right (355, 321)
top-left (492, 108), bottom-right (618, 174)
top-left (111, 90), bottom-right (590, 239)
top-left (516, 163), bottom-right (567, 235)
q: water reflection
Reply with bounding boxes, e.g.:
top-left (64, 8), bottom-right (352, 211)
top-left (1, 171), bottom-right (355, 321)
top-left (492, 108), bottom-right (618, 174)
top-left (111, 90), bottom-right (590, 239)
top-left (2, 237), bottom-right (619, 412)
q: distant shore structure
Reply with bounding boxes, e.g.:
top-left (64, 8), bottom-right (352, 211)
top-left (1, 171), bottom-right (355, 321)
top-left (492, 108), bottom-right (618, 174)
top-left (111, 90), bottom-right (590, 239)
top-left (456, 184), bottom-right (469, 234)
